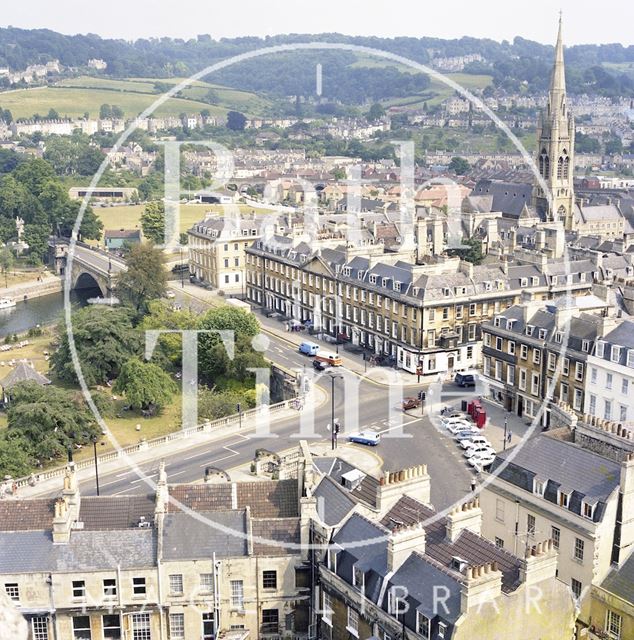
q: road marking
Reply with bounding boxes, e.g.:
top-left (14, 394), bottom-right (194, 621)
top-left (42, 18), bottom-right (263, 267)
top-left (198, 453), bottom-right (239, 467)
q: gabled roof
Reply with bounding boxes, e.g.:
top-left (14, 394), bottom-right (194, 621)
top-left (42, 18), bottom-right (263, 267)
top-left (1, 361), bottom-right (51, 390)
top-left (313, 475), bottom-right (357, 526)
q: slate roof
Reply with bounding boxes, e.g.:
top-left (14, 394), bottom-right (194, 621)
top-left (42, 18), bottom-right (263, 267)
top-left (168, 480), bottom-right (299, 518)
top-left (78, 495), bottom-right (156, 530)
top-left (470, 180), bottom-right (536, 218)
top-left (313, 475), bottom-right (357, 526)
top-left (313, 457), bottom-right (379, 508)
top-left (251, 518), bottom-right (301, 556)
top-left (600, 550), bottom-right (634, 604)
top-left (491, 435), bottom-right (620, 521)
top-left (1, 361), bottom-right (51, 389)
top-left (380, 496), bottom-right (522, 593)
top-left (162, 509), bottom-right (247, 560)
top-left (0, 529), bottom-right (156, 573)
top-left (0, 498), bottom-right (55, 531)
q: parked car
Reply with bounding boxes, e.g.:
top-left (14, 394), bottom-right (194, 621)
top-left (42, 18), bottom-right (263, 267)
top-left (453, 429), bottom-right (481, 442)
top-left (454, 371), bottom-right (477, 387)
top-left (464, 444), bottom-right (495, 459)
top-left (402, 397), bottom-right (421, 410)
top-left (348, 431), bottom-right (381, 446)
top-left (312, 359), bottom-right (329, 371)
top-left (440, 414), bottom-right (472, 426)
top-left (468, 451), bottom-right (496, 469)
top-left (266, 310), bottom-right (282, 319)
top-left (165, 291), bottom-right (176, 299)
top-left (459, 435), bottom-right (491, 450)
top-left (445, 420), bottom-right (475, 434)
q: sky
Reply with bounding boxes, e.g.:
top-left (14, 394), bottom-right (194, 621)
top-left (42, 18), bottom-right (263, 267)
top-left (3, 0), bottom-right (634, 45)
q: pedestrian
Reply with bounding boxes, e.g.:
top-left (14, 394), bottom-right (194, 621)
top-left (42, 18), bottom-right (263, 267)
top-left (470, 477), bottom-right (477, 492)
top-left (507, 431), bottom-right (512, 445)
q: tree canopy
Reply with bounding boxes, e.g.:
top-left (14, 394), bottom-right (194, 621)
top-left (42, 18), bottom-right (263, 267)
top-left (51, 305), bottom-right (141, 386)
top-left (116, 243), bottom-right (168, 315)
top-left (140, 201), bottom-right (165, 244)
top-left (113, 357), bottom-right (177, 410)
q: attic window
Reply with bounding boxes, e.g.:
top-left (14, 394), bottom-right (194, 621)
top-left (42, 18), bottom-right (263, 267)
top-left (394, 281), bottom-right (401, 292)
top-left (539, 329), bottom-right (547, 340)
top-left (526, 325), bottom-right (534, 336)
top-left (554, 331), bottom-right (563, 344)
top-left (413, 287), bottom-right (420, 296)
top-left (506, 319), bottom-right (516, 330)
top-left (443, 287), bottom-right (451, 297)
top-left (557, 490), bottom-right (570, 509)
top-left (533, 479), bottom-right (546, 497)
top-left (532, 276), bottom-right (539, 286)
top-left (369, 275), bottom-right (377, 285)
top-left (450, 556), bottom-right (469, 572)
top-left (611, 346), bottom-right (621, 363)
top-left (595, 341), bottom-right (605, 358)
top-left (582, 340), bottom-right (590, 353)
top-left (289, 251), bottom-right (296, 260)
top-left (382, 278), bottom-right (389, 287)
top-left (520, 278), bottom-right (528, 287)
top-left (627, 350), bottom-right (634, 368)
top-left (484, 281), bottom-right (492, 291)
top-left (353, 566), bottom-right (365, 592)
top-left (357, 271), bottom-right (365, 280)
top-left (494, 317), bottom-right (501, 328)
top-left (582, 501), bottom-right (596, 520)
top-left (343, 267), bottom-right (351, 276)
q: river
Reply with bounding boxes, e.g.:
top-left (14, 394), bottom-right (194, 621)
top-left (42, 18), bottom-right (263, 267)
top-left (0, 288), bottom-right (99, 337)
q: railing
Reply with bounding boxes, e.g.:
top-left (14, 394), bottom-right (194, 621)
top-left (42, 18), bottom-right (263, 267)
top-left (12, 399), bottom-right (292, 489)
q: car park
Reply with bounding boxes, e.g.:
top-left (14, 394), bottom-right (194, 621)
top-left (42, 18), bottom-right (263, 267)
top-left (348, 431), bottom-right (381, 446)
top-left (464, 444), bottom-right (495, 459)
top-left (459, 435), bottom-right (491, 450)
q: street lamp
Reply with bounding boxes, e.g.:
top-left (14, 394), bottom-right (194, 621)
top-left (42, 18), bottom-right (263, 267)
top-left (237, 403), bottom-right (242, 430)
top-left (91, 435), bottom-right (100, 496)
top-left (503, 416), bottom-right (508, 451)
top-left (180, 247), bottom-right (185, 288)
top-left (329, 372), bottom-right (344, 450)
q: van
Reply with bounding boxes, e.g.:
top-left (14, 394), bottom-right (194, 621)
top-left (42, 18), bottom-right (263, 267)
top-left (299, 341), bottom-right (320, 356)
top-left (455, 371), bottom-right (477, 388)
top-left (315, 351), bottom-right (343, 366)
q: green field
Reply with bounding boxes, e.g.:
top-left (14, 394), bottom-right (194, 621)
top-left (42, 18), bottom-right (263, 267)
top-left (0, 75), bottom-right (273, 120)
top-left (94, 203), bottom-right (270, 234)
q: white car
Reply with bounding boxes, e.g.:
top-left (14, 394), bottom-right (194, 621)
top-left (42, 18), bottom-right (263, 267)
top-left (469, 451), bottom-right (496, 469)
top-left (445, 420), bottom-right (475, 434)
top-left (454, 428), bottom-right (480, 441)
top-left (459, 435), bottom-right (491, 450)
top-left (464, 444), bottom-right (495, 459)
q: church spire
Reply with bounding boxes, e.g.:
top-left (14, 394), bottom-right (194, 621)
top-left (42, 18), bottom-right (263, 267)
top-left (548, 13), bottom-right (566, 117)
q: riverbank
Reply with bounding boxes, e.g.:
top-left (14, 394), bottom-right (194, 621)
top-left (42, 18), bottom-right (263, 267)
top-left (1, 272), bottom-right (62, 303)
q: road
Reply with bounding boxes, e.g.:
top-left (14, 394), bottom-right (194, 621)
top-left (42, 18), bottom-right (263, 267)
top-left (71, 285), bottom-right (474, 509)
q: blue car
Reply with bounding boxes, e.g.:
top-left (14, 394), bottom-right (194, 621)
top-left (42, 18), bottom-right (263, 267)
top-left (348, 431), bottom-right (381, 446)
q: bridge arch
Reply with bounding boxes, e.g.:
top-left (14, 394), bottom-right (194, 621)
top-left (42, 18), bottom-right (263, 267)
top-left (73, 271), bottom-right (107, 297)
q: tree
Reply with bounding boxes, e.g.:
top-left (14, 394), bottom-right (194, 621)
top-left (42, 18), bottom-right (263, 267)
top-left (23, 212), bottom-right (50, 264)
top-left (198, 387), bottom-right (256, 421)
top-left (51, 306), bottom-right (141, 386)
top-left (47, 108), bottom-right (60, 120)
top-left (6, 382), bottom-right (100, 465)
top-left (226, 110), bottom-right (247, 131)
top-left (448, 157), bottom-right (471, 175)
top-left (113, 357), bottom-right (177, 410)
top-left (140, 300), bottom-right (198, 367)
top-left (116, 243), bottom-right (167, 315)
top-left (140, 201), bottom-right (165, 244)
top-left (0, 431), bottom-right (33, 477)
top-left (367, 103), bottom-right (386, 122)
top-left (447, 237), bottom-right (484, 265)
top-left (197, 306), bottom-right (262, 383)
top-left (0, 246), bottom-right (14, 287)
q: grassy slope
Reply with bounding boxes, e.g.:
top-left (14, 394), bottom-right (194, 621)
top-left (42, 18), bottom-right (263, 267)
top-left (0, 75), bottom-right (273, 120)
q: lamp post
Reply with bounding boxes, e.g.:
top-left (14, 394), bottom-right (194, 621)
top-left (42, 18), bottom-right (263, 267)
top-left (237, 403), bottom-right (242, 430)
top-left (503, 417), bottom-right (508, 451)
top-left (180, 247), bottom-right (185, 288)
top-left (91, 435), bottom-right (100, 496)
top-left (329, 372), bottom-right (343, 450)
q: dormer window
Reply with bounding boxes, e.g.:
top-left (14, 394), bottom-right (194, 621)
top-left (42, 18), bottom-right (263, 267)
top-left (554, 331), bottom-right (563, 343)
top-left (494, 317), bottom-right (501, 328)
top-left (581, 340), bottom-right (589, 352)
top-left (533, 479), bottom-right (546, 497)
top-left (369, 274), bottom-right (377, 285)
top-left (353, 566), bottom-right (365, 592)
top-left (532, 276), bottom-right (539, 286)
top-left (382, 278), bottom-right (389, 287)
top-left (497, 280), bottom-right (504, 290)
top-left (443, 287), bottom-right (451, 297)
top-left (520, 278), bottom-right (528, 287)
top-left (611, 345), bottom-right (621, 363)
top-left (342, 267), bottom-right (351, 277)
top-left (506, 319), bottom-right (516, 330)
top-left (596, 341), bottom-right (605, 358)
top-left (357, 271), bottom-right (365, 280)
top-left (627, 350), bottom-right (634, 368)
top-left (552, 276), bottom-right (558, 285)
top-left (394, 281), bottom-right (401, 292)
top-left (413, 287), bottom-right (420, 296)
top-left (539, 329), bottom-right (547, 340)
top-left (580, 273), bottom-right (586, 283)
top-left (582, 501), bottom-right (596, 520)
top-left (327, 548), bottom-right (339, 572)
top-left (526, 325), bottom-right (534, 336)
top-left (484, 281), bottom-right (492, 291)
top-left (557, 490), bottom-right (570, 509)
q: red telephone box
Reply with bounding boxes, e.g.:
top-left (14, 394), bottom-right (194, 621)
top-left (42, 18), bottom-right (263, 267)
top-left (467, 400), bottom-right (486, 428)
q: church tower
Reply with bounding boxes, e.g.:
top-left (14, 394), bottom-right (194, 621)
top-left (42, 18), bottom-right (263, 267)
top-left (532, 15), bottom-right (575, 230)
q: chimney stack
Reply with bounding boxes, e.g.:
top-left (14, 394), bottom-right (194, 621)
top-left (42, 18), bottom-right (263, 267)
top-left (446, 499), bottom-right (483, 542)
top-left (52, 498), bottom-right (72, 544)
top-left (519, 539), bottom-right (558, 585)
top-left (616, 453), bottom-right (634, 564)
top-left (387, 522), bottom-right (426, 572)
top-left (460, 561), bottom-right (503, 611)
top-left (377, 465), bottom-right (430, 514)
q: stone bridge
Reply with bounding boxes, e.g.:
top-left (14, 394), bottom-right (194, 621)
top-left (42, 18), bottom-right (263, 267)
top-left (48, 239), bottom-right (126, 297)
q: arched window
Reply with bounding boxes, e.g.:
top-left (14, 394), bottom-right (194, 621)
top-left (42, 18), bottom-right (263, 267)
top-left (539, 149), bottom-right (549, 178)
top-left (557, 156), bottom-right (564, 179)
top-left (557, 205), bottom-right (566, 221)
top-left (563, 156), bottom-right (570, 180)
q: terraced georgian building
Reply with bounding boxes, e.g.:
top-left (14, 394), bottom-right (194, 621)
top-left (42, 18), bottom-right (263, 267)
top-left (245, 236), bottom-right (599, 375)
